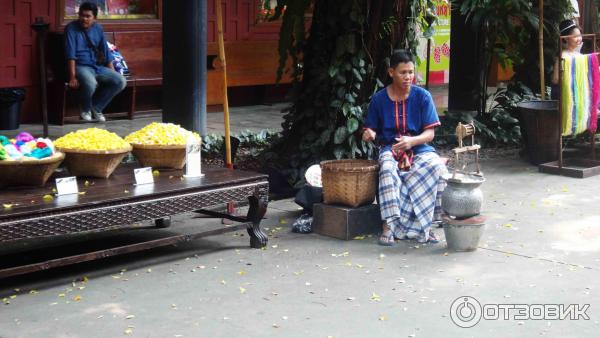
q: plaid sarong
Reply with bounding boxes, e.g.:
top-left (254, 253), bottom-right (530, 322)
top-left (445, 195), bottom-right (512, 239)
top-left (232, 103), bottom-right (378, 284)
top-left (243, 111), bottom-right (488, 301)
top-left (378, 147), bottom-right (447, 242)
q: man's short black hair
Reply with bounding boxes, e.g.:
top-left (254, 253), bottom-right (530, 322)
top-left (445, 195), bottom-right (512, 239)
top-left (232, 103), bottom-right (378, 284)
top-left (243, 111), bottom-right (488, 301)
top-left (79, 2), bottom-right (98, 18)
top-left (390, 49), bottom-right (415, 69)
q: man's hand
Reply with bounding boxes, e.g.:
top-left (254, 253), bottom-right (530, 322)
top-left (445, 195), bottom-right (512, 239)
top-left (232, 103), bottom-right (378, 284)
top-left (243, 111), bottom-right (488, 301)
top-left (68, 78), bottom-right (79, 89)
top-left (392, 136), bottom-right (414, 152)
top-left (362, 128), bottom-right (376, 142)
top-left (67, 59), bottom-right (78, 89)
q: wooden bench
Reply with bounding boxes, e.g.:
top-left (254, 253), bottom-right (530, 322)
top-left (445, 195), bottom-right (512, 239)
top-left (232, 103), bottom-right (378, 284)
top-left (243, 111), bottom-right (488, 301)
top-left (47, 30), bottom-right (162, 125)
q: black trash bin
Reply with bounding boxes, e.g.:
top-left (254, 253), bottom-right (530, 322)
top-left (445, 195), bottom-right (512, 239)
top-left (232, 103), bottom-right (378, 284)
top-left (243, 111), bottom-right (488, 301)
top-left (0, 88), bottom-right (26, 130)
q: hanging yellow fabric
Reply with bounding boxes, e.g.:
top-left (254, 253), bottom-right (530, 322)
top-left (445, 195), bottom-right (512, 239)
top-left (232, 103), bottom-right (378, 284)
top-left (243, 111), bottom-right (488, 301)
top-left (561, 57), bottom-right (573, 135)
top-left (562, 54), bottom-right (594, 136)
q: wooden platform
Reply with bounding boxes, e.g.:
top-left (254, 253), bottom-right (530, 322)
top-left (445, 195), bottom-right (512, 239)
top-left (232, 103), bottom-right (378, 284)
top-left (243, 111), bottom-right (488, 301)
top-left (539, 158), bottom-right (600, 178)
top-left (0, 165), bottom-right (269, 278)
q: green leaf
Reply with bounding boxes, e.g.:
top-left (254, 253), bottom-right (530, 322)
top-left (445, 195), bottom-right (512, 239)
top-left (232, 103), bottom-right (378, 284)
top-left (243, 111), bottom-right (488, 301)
top-left (342, 103), bottom-right (351, 116)
top-left (352, 69), bottom-right (363, 82)
top-left (346, 118), bottom-right (359, 133)
top-left (334, 127), bottom-right (348, 144)
top-left (333, 147), bottom-right (345, 159)
top-left (328, 66), bottom-right (338, 78)
top-left (330, 100), bottom-right (342, 108)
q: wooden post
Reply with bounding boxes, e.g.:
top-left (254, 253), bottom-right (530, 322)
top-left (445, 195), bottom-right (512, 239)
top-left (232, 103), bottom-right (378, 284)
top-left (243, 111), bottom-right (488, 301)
top-left (558, 36), bottom-right (563, 169)
top-left (539, 0), bottom-right (545, 100)
top-left (32, 18), bottom-right (50, 137)
top-left (216, 0), bottom-right (233, 169)
top-left (592, 37), bottom-right (597, 161)
top-left (425, 38), bottom-right (431, 90)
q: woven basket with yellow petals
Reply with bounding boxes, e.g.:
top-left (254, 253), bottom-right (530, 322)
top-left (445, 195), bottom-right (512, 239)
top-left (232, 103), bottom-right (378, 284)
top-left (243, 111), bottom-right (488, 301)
top-left (57, 146), bottom-right (131, 178)
top-left (130, 144), bottom-right (187, 169)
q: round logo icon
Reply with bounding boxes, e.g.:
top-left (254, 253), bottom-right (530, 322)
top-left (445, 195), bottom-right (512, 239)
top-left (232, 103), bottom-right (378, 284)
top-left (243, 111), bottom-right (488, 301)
top-left (450, 296), bottom-right (482, 328)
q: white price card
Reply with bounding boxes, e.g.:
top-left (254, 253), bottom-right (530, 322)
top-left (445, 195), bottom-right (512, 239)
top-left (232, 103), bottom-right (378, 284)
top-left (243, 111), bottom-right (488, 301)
top-left (134, 167), bottom-right (154, 185)
top-left (55, 176), bottom-right (79, 196)
top-left (185, 136), bottom-right (203, 178)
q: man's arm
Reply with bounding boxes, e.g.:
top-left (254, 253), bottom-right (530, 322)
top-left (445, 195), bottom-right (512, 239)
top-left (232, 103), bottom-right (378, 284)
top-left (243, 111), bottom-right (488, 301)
top-left (67, 59), bottom-right (78, 89)
top-left (64, 25), bottom-right (79, 89)
top-left (393, 128), bottom-right (434, 152)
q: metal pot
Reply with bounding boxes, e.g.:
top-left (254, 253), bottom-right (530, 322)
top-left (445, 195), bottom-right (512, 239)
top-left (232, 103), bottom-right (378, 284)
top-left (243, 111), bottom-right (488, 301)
top-left (443, 218), bottom-right (485, 252)
top-left (441, 173), bottom-right (485, 218)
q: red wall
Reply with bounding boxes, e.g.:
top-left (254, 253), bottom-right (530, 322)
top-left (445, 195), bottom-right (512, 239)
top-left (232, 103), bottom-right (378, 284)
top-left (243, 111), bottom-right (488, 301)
top-left (0, 0), bottom-right (58, 123)
top-left (207, 0), bottom-right (281, 43)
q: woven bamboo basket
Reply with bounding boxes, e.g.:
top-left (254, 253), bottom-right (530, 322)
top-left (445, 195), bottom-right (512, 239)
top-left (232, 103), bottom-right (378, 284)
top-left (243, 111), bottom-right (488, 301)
top-left (320, 159), bottom-right (379, 208)
top-left (130, 144), bottom-right (187, 169)
top-left (0, 152), bottom-right (65, 187)
top-left (57, 145), bottom-right (131, 178)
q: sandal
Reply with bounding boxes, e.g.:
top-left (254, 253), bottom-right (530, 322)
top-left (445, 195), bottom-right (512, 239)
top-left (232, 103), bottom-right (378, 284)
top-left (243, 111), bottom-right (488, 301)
top-left (378, 231), bottom-right (395, 246)
top-left (426, 231), bottom-right (439, 244)
top-left (417, 230), bottom-right (440, 244)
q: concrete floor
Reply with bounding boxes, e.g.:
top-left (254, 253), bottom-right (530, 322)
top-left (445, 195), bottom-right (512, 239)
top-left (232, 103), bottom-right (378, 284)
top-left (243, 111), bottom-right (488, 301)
top-left (0, 103), bottom-right (288, 139)
top-left (1, 155), bottom-right (600, 337)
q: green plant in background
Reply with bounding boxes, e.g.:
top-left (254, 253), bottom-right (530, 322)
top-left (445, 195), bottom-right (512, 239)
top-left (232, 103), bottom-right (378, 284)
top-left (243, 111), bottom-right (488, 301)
top-left (438, 82), bottom-right (536, 147)
top-left (455, 0), bottom-right (572, 149)
top-left (261, 0), bottom-right (437, 185)
top-left (457, 0), bottom-right (573, 97)
top-left (202, 130), bottom-right (281, 159)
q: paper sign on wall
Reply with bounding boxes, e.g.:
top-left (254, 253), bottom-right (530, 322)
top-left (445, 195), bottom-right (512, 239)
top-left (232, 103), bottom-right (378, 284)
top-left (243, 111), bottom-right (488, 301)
top-left (55, 176), bottom-right (79, 196)
top-left (134, 167), bottom-right (154, 185)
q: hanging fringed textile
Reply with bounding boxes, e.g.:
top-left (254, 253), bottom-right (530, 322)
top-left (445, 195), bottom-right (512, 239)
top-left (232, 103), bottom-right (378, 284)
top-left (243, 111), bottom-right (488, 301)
top-left (589, 54), bottom-right (600, 133)
top-left (561, 53), bottom-right (600, 136)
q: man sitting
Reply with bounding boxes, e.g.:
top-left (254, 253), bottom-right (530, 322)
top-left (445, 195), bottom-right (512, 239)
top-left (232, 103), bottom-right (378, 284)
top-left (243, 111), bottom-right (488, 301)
top-left (64, 2), bottom-right (126, 122)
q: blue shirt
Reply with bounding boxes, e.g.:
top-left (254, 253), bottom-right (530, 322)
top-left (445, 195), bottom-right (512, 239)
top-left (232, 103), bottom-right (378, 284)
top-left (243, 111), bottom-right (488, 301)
top-left (364, 86), bottom-right (440, 154)
top-left (64, 21), bottom-right (113, 72)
